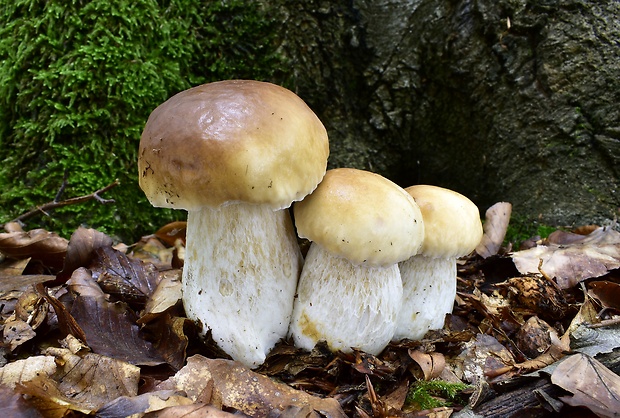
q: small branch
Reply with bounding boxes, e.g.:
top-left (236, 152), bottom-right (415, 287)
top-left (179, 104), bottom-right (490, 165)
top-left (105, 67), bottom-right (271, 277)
top-left (6, 180), bottom-right (120, 226)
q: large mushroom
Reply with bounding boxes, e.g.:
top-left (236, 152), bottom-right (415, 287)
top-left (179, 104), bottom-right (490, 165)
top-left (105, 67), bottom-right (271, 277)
top-left (289, 168), bottom-right (425, 354)
top-left (394, 185), bottom-right (483, 341)
top-left (138, 80), bottom-right (329, 368)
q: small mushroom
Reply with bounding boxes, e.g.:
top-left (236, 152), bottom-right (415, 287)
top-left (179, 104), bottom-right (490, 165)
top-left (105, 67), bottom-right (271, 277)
top-left (289, 168), bottom-right (425, 354)
top-left (394, 185), bottom-right (483, 341)
top-left (138, 80), bottom-right (329, 367)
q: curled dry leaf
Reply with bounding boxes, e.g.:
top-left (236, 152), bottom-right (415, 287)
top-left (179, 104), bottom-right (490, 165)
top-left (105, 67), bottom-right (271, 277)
top-left (158, 355), bottom-right (347, 417)
top-left (409, 349), bottom-right (446, 381)
top-left (588, 280), bottom-right (620, 311)
top-left (153, 403), bottom-right (242, 418)
top-left (96, 390), bottom-right (194, 417)
top-left (154, 221), bottom-right (187, 247)
top-left (141, 269), bottom-right (183, 316)
top-left (0, 355), bottom-right (57, 388)
top-left (511, 227), bottom-right (620, 289)
top-left (0, 228), bottom-right (68, 271)
top-left (551, 353), bottom-right (620, 418)
top-left (56, 226), bottom-right (113, 282)
top-left (17, 348), bottom-right (140, 415)
top-left (3, 319), bottom-right (36, 351)
top-left (475, 202), bottom-right (512, 258)
top-left (91, 246), bottom-right (160, 306)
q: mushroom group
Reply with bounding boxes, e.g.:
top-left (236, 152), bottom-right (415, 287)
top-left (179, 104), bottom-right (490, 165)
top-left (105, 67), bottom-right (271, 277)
top-left (138, 80), bottom-right (329, 368)
top-left (138, 79), bottom-right (483, 366)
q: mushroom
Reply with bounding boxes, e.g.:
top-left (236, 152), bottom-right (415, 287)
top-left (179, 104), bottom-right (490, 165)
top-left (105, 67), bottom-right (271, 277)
top-left (394, 185), bottom-right (483, 341)
top-left (138, 80), bottom-right (329, 368)
top-left (289, 168), bottom-right (425, 354)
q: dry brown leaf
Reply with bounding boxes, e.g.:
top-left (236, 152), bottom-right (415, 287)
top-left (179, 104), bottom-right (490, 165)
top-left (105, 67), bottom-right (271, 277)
top-left (588, 281), bottom-right (620, 311)
top-left (70, 295), bottom-right (167, 366)
top-left (158, 355), bottom-right (347, 417)
top-left (3, 319), bottom-right (36, 351)
top-left (141, 269), bottom-right (183, 316)
top-left (476, 202), bottom-right (512, 258)
top-left (31, 347), bottom-right (141, 413)
top-left (96, 390), bottom-right (193, 417)
top-left (409, 350), bottom-right (446, 380)
top-left (0, 356), bottom-right (57, 388)
top-left (154, 221), bottom-right (187, 247)
top-left (0, 228), bottom-right (68, 271)
top-left (91, 246), bottom-right (160, 306)
top-left (551, 353), bottom-right (620, 418)
top-left (151, 403), bottom-right (242, 417)
top-left (56, 226), bottom-right (113, 281)
top-left (511, 226), bottom-right (620, 288)
top-left (0, 383), bottom-right (44, 418)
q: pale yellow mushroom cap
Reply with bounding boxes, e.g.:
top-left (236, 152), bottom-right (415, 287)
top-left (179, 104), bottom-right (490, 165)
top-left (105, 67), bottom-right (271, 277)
top-left (138, 80), bottom-right (329, 211)
top-left (294, 168), bottom-right (425, 266)
top-left (405, 185), bottom-right (483, 258)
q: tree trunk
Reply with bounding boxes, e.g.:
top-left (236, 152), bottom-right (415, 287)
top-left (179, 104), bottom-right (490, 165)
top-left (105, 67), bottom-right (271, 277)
top-left (272, 0), bottom-right (620, 226)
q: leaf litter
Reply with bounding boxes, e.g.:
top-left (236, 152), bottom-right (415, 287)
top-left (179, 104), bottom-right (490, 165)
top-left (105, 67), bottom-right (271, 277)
top-left (1, 209), bottom-right (620, 417)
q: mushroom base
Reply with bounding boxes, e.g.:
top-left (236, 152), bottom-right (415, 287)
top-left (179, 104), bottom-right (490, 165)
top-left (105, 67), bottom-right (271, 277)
top-left (182, 203), bottom-right (302, 368)
top-left (394, 254), bottom-right (456, 341)
top-left (289, 243), bottom-right (403, 355)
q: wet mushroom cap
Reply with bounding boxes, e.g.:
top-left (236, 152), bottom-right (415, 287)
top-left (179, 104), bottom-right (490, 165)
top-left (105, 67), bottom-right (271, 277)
top-left (138, 80), bottom-right (329, 210)
top-left (294, 168), bottom-right (425, 266)
top-left (405, 185), bottom-right (483, 258)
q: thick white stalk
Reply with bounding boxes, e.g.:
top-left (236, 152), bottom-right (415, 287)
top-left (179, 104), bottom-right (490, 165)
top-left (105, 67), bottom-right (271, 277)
top-left (289, 243), bottom-right (403, 355)
top-left (182, 204), bottom-right (302, 368)
top-left (394, 254), bottom-right (456, 341)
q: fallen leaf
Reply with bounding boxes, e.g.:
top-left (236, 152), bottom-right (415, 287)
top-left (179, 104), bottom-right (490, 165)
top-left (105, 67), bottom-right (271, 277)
top-left (24, 347), bottom-right (142, 413)
top-left (409, 350), bottom-right (446, 380)
top-left (96, 390), bottom-right (193, 417)
top-left (70, 295), bottom-right (167, 366)
top-left (154, 221), bottom-right (187, 247)
top-left (0, 356), bottom-right (57, 388)
top-left (476, 202), bottom-right (512, 258)
top-left (0, 228), bottom-right (68, 271)
top-left (588, 281), bottom-right (620, 311)
top-left (91, 246), bottom-right (160, 306)
top-left (141, 269), bottom-right (183, 316)
top-left (152, 403), bottom-right (242, 417)
top-left (511, 226), bottom-right (620, 288)
top-left (0, 383), bottom-right (44, 417)
top-left (56, 227), bottom-right (113, 282)
top-left (158, 355), bottom-right (347, 417)
top-left (3, 319), bottom-right (36, 351)
top-left (551, 353), bottom-right (620, 418)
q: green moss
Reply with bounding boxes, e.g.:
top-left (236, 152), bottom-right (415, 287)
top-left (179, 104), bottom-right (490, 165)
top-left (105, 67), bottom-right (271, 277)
top-left (504, 215), bottom-right (559, 247)
top-left (404, 380), bottom-right (470, 411)
top-left (0, 0), bottom-right (284, 240)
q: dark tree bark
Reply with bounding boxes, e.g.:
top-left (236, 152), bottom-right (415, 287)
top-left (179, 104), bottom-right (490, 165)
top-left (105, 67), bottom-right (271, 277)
top-left (272, 0), bottom-right (620, 226)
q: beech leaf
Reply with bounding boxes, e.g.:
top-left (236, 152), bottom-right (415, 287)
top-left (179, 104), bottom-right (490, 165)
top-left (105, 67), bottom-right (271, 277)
top-left (511, 227), bottom-right (620, 288)
top-left (551, 353), bottom-right (620, 418)
top-left (475, 202), bottom-right (512, 258)
top-left (158, 355), bottom-right (347, 417)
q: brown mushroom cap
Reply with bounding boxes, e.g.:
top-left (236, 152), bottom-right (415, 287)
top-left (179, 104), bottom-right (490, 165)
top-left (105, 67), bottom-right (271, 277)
top-left (138, 80), bottom-right (329, 210)
top-left (405, 185), bottom-right (483, 258)
top-left (294, 168), bottom-right (425, 266)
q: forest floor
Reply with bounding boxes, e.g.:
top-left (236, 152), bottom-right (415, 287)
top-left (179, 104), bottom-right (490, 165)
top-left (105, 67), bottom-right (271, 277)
top-left (1, 202), bottom-right (619, 418)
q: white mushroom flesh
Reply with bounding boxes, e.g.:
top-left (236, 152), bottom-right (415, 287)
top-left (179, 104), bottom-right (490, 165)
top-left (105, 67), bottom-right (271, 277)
top-left (182, 203), bottom-right (302, 368)
top-left (289, 243), bottom-right (403, 355)
top-left (395, 254), bottom-right (456, 341)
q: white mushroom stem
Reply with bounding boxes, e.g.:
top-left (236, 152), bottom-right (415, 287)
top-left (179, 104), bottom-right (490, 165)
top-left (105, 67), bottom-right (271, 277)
top-left (182, 203), bottom-right (302, 368)
top-left (289, 243), bottom-right (403, 355)
top-left (394, 254), bottom-right (456, 341)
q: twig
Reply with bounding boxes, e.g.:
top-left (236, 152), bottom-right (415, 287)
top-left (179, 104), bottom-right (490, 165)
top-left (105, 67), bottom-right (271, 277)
top-left (6, 180), bottom-right (120, 225)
